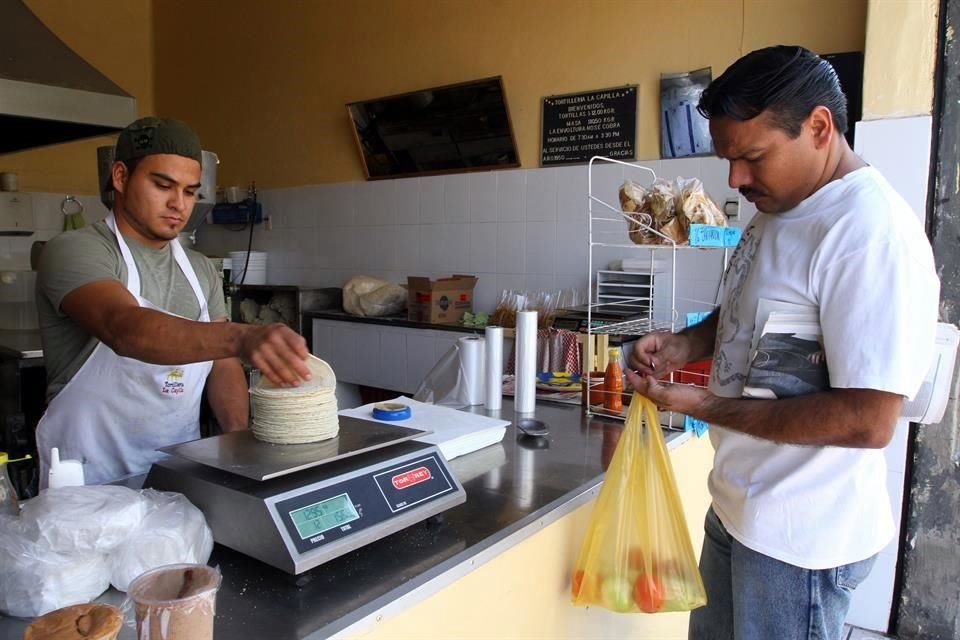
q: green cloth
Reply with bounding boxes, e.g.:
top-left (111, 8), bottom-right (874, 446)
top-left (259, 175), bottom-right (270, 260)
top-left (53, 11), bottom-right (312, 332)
top-left (62, 210), bottom-right (86, 231)
top-left (36, 220), bottom-right (227, 402)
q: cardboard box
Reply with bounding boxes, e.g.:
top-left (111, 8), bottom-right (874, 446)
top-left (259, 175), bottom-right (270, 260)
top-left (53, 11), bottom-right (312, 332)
top-left (407, 275), bottom-right (478, 324)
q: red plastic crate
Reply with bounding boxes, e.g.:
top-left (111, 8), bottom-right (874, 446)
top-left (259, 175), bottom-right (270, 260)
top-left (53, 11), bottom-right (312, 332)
top-left (676, 358), bottom-right (712, 387)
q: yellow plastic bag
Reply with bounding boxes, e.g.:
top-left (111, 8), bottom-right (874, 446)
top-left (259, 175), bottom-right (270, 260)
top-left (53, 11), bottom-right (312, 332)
top-left (570, 393), bottom-right (707, 613)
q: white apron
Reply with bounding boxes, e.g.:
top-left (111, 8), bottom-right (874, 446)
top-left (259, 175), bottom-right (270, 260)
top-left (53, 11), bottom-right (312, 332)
top-left (37, 213), bottom-right (213, 487)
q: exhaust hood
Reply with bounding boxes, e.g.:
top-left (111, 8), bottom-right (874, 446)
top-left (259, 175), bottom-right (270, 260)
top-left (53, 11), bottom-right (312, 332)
top-left (0, 0), bottom-right (137, 153)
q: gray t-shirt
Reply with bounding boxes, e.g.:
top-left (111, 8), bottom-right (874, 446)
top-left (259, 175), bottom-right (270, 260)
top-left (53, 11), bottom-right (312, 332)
top-left (36, 220), bottom-right (227, 401)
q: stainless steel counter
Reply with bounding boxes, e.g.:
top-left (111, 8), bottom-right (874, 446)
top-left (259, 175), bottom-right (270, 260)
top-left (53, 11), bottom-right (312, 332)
top-left (0, 330), bottom-right (43, 360)
top-left (304, 309), bottom-right (486, 334)
top-left (0, 399), bottom-right (692, 639)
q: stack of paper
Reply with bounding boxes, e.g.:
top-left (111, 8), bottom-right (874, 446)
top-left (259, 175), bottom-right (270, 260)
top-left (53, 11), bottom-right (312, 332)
top-left (338, 397), bottom-right (508, 460)
top-left (743, 308), bottom-right (826, 400)
top-left (902, 323), bottom-right (959, 424)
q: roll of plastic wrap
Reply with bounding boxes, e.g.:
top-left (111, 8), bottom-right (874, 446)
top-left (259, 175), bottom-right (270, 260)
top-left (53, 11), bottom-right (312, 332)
top-left (515, 311), bottom-right (538, 413)
top-left (459, 336), bottom-right (486, 406)
top-left (484, 326), bottom-right (504, 411)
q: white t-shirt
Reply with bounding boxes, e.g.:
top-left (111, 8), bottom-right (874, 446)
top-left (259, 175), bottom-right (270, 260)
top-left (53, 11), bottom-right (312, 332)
top-left (707, 166), bottom-right (940, 569)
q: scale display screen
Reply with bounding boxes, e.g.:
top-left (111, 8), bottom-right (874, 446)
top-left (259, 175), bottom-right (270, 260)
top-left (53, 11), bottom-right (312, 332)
top-left (289, 493), bottom-right (360, 540)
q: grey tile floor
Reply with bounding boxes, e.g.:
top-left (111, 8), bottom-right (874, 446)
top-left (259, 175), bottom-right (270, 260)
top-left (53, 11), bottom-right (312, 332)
top-left (844, 625), bottom-right (896, 640)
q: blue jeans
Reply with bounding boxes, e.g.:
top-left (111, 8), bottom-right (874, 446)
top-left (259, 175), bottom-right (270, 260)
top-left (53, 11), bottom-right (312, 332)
top-left (688, 507), bottom-right (877, 640)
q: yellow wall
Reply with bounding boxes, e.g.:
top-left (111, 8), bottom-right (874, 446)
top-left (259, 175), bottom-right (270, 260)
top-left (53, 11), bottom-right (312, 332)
top-left (0, 0), bottom-right (154, 196)
top-left (862, 0), bottom-right (939, 118)
top-left (153, 0), bottom-right (867, 189)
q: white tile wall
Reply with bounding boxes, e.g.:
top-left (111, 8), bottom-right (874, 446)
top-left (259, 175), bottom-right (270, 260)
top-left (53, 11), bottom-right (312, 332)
top-left (195, 159), bottom-right (746, 319)
top-left (495, 170), bottom-right (525, 222)
top-left (525, 168), bottom-right (557, 222)
top-left (443, 173), bottom-right (470, 223)
top-left (469, 172), bottom-right (498, 223)
top-left (0, 192), bottom-right (108, 329)
top-left (855, 116), bottom-right (933, 222)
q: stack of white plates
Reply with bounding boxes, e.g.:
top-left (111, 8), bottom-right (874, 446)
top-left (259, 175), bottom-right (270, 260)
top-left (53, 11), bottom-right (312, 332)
top-left (228, 251), bottom-right (267, 285)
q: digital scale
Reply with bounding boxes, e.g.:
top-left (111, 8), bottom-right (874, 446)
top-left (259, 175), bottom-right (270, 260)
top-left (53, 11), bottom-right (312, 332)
top-left (145, 417), bottom-right (466, 576)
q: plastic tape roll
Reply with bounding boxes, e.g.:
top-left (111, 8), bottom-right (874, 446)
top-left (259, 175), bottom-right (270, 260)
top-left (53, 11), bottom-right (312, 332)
top-left (372, 403), bottom-right (412, 421)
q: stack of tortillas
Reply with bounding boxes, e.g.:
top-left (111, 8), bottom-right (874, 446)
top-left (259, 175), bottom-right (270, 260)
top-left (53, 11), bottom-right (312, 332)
top-left (250, 355), bottom-right (339, 444)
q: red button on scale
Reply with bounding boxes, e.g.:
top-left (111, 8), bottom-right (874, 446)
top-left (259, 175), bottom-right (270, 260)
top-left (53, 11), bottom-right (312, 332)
top-left (392, 466), bottom-right (432, 489)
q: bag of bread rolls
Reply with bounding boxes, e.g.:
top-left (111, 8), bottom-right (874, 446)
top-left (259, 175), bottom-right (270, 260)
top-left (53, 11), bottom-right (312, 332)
top-left (619, 181), bottom-right (657, 245)
top-left (677, 177), bottom-right (728, 227)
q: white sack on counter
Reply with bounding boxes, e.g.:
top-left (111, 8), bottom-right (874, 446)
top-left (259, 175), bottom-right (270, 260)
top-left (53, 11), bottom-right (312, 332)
top-left (342, 275), bottom-right (407, 317)
top-left (19, 485), bottom-right (147, 554)
top-left (108, 489), bottom-right (214, 592)
top-left (0, 514), bottom-right (110, 618)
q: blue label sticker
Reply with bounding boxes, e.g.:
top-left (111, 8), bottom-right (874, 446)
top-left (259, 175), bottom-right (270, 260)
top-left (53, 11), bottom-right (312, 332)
top-left (723, 227), bottom-right (742, 247)
top-left (438, 295), bottom-right (450, 310)
top-left (685, 415), bottom-right (709, 436)
top-left (685, 311), bottom-right (712, 328)
top-left (689, 224), bottom-right (725, 246)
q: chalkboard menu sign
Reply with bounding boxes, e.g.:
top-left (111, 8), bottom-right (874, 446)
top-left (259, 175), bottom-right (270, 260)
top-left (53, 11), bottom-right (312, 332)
top-left (541, 86), bottom-right (638, 166)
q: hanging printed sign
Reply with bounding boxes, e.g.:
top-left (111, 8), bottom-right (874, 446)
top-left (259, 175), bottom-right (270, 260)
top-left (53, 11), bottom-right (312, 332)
top-left (541, 86), bottom-right (638, 166)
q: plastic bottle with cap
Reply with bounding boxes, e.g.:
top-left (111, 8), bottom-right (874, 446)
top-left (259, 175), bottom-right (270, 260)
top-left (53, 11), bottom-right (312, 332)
top-left (48, 448), bottom-right (85, 489)
top-left (0, 452), bottom-right (20, 515)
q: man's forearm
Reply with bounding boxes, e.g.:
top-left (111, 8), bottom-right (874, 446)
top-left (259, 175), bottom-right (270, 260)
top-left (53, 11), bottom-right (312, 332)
top-left (105, 306), bottom-right (249, 364)
top-left (695, 388), bottom-right (902, 448)
top-left (678, 308), bottom-right (719, 362)
top-left (61, 279), bottom-right (311, 387)
top-left (207, 358), bottom-right (249, 432)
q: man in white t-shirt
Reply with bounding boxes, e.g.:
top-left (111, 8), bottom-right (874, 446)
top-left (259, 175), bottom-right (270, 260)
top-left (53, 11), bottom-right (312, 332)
top-left (627, 46), bottom-right (939, 640)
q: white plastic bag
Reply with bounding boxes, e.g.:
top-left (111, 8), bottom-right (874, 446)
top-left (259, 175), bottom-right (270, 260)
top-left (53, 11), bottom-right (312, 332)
top-left (19, 485), bottom-right (147, 554)
top-left (342, 275), bottom-right (406, 317)
top-left (0, 514), bottom-right (110, 618)
top-left (414, 344), bottom-right (469, 407)
top-left (109, 490), bottom-right (213, 592)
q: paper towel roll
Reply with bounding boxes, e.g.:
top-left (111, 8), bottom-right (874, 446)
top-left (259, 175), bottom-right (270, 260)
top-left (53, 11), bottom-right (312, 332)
top-left (515, 311), bottom-right (538, 413)
top-left (484, 326), bottom-right (504, 411)
top-left (459, 336), bottom-right (486, 406)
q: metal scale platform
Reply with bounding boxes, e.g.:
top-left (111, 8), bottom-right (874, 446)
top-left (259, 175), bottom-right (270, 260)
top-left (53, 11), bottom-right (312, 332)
top-left (145, 416), bottom-right (466, 575)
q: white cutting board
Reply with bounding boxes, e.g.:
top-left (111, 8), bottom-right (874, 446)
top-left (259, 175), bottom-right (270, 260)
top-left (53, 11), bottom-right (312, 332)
top-left (338, 397), bottom-right (508, 460)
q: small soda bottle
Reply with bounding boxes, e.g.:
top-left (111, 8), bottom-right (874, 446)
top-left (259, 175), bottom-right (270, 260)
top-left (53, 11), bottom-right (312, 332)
top-left (603, 348), bottom-right (623, 412)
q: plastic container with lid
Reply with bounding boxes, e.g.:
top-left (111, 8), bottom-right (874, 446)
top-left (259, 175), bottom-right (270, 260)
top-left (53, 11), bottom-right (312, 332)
top-left (129, 563), bottom-right (222, 640)
top-left (48, 447), bottom-right (85, 489)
